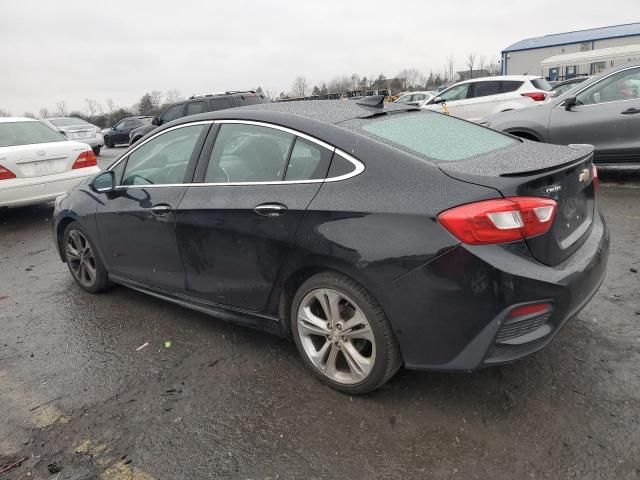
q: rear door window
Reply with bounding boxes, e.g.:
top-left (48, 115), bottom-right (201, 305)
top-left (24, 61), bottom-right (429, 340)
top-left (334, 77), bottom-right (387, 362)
top-left (211, 98), bottom-right (233, 110)
top-left (469, 81), bottom-right (502, 98)
top-left (360, 112), bottom-right (515, 162)
top-left (204, 124), bottom-right (295, 183)
top-left (284, 137), bottom-right (332, 181)
top-left (186, 101), bottom-right (205, 116)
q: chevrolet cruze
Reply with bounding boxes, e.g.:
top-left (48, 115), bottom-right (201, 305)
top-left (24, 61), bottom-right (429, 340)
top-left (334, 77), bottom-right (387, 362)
top-left (52, 98), bottom-right (609, 394)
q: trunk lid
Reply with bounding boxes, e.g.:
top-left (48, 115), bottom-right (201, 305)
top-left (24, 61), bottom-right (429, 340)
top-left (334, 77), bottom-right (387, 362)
top-left (61, 126), bottom-right (96, 141)
top-left (0, 141), bottom-right (87, 178)
top-left (439, 141), bottom-right (596, 265)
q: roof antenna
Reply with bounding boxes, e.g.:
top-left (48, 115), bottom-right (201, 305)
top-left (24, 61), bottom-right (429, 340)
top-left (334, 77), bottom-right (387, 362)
top-left (356, 95), bottom-right (385, 107)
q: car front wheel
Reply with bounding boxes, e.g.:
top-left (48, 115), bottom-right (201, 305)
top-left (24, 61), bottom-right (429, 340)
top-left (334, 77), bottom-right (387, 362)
top-left (291, 272), bottom-right (401, 394)
top-left (104, 137), bottom-right (114, 148)
top-left (63, 222), bottom-right (111, 293)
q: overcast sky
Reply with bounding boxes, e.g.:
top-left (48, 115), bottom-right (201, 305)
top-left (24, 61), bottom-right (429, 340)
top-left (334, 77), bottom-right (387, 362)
top-left (1, 0), bottom-right (639, 114)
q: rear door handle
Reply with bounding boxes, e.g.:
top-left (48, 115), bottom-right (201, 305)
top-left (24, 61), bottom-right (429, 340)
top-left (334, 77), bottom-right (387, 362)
top-left (621, 108), bottom-right (640, 115)
top-left (149, 204), bottom-right (172, 216)
top-left (254, 203), bottom-right (288, 217)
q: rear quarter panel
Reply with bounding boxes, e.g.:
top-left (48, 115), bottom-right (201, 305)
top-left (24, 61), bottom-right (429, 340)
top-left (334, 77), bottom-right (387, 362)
top-left (278, 139), bottom-right (501, 295)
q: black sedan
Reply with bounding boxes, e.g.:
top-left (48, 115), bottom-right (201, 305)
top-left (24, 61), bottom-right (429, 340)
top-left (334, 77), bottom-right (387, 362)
top-left (52, 98), bottom-right (609, 394)
top-left (103, 116), bottom-right (154, 148)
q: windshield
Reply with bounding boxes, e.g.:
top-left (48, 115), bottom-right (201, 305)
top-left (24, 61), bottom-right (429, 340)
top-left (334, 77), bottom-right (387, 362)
top-left (49, 117), bottom-right (91, 127)
top-left (0, 121), bottom-right (67, 147)
top-left (360, 112), bottom-right (515, 162)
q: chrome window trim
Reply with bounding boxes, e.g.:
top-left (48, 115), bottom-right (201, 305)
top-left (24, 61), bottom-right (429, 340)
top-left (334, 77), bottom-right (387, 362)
top-left (558, 65), bottom-right (640, 107)
top-left (109, 119), bottom-right (365, 189)
top-left (212, 119), bottom-right (336, 151)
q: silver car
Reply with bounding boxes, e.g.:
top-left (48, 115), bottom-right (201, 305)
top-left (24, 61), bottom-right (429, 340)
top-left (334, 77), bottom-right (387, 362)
top-left (42, 117), bottom-right (104, 155)
top-left (481, 63), bottom-right (640, 166)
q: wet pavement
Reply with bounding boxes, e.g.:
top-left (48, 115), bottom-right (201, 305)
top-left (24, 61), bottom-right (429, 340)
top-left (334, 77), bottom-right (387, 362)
top-left (0, 164), bottom-right (639, 479)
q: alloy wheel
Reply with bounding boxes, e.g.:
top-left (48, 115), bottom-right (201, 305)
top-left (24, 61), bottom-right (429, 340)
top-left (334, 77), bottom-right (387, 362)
top-left (65, 230), bottom-right (97, 288)
top-left (297, 288), bottom-right (376, 385)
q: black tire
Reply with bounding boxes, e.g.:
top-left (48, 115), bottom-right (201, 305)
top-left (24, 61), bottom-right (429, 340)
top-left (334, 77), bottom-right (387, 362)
top-left (92, 146), bottom-right (101, 156)
top-left (130, 136), bottom-right (141, 146)
top-left (62, 222), bottom-right (111, 293)
top-left (105, 137), bottom-right (114, 148)
top-left (291, 271), bottom-right (401, 394)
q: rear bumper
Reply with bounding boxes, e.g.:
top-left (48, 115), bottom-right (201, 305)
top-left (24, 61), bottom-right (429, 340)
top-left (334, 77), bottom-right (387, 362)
top-left (0, 167), bottom-right (100, 207)
top-left (375, 211), bottom-right (610, 371)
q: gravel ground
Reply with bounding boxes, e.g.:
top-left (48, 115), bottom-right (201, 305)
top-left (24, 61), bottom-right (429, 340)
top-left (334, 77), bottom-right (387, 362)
top-left (0, 165), bottom-right (638, 480)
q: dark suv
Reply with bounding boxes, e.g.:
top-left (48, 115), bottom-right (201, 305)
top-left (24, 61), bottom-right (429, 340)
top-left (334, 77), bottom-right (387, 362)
top-left (128, 91), bottom-right (269, 145)
top-left (103, 116), bottom-right (154, 148)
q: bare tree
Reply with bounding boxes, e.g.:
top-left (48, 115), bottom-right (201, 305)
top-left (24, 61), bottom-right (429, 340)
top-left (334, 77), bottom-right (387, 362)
top-left (349, 73), bottom-right (361, 91)
top-left (398, 68), bottom-right (421, 90)
top-left (165, 89), bottom-right (183, 104)
top-left (0, 108), bottom-right (11, 117)
top-left (55, 101), bottom-right (67, 117)
top-left (487, 59), bottom-right (500, 76)
top-left (292, 76), bottom-right (309, 98)
top-left (23, 112), bottom-right (36, 118)
top-left (446, 54), bottom-right (455, 84)
top-left (466, 52), bottom-right (477, 79)
top-left (105, 98), bottom-right (116, 113)
top-left (478, 54), bottom-right (487, 76)
top-left (264, 88), bottom-right (279, 101)
top-left (85, 99), bottom-right (102, 117)
top-left (150, 91), bottom-right (163, 110)
top-left (39, 107), bottom-right (49, 119)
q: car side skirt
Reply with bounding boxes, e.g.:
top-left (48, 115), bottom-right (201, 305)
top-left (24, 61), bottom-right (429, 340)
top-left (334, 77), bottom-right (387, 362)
top-left (109, 273), bottom-right (284, 336)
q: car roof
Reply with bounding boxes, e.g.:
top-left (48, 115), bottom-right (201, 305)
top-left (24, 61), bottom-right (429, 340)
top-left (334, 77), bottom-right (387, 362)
top-left (0, 117), bottom-right (38, 123)
top-left (460, 75), bottom-right (542, 83)
top-left (159, 99), bottom-right (418, 152)
top-left (180, 99), bottom-right (414, 126)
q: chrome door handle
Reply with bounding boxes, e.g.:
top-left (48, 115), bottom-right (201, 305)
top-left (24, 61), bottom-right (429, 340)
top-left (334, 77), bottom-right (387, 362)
top-left (254, 203), bottom-right (288, 217)
top-left (149, 205), bottom-right (172, 216)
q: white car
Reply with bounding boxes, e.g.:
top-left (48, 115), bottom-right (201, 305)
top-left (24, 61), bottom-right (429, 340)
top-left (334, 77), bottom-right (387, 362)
top-left (41, 117), bottom-right (104, 156)
top-left (421, 76), bottom-right (552, 122)
top-left (0, 117), bottom-right (100, 208)
top-left (394, 91), bottom-right (436, 107)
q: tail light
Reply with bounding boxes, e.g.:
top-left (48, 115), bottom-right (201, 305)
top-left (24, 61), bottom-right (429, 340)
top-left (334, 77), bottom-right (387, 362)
top-left (592, 164), bottom-right (599, 192)
top-left (0, 164), bottom-right (16, 180)
top-left (521, 92), bottom-right (547, 102)
top-left (72, 150), bottom-right (97, 169)
top-left (437, 197), bottom-right (557, 245)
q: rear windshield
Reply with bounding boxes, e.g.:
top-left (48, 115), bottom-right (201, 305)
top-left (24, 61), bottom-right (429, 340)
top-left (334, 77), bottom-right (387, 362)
top-left (360, 112), bottom-right (515, 162)
top-left (0, 121), bottom-right (66, 147)
top-left (530, 78), bottom-right (552, 91)
top-left (49, 117), bottom-right (91, 127)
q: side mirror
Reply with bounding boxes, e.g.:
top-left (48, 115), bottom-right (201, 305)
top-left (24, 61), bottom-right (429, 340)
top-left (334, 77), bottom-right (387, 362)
top-left (564, 96), bottom-right (577, 111)
top-left (91, 170), bottom-right (116, 193)
top-left (152, 117), bottom-right (161, 126)
top-left (433, 96), bottom-right (445, 104)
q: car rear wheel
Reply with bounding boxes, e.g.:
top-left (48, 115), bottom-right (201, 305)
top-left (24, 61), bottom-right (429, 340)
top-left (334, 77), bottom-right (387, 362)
top-left (63, 222), bottom-right (111, 293)
top-left (130, 136), bottom-right (141, 145)
top-left (92, 146), bottom-right (101, 156)
top-left (105, 137), bottom-right (114, 148)
top-left (291, 272), bottom-right (401, 394)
